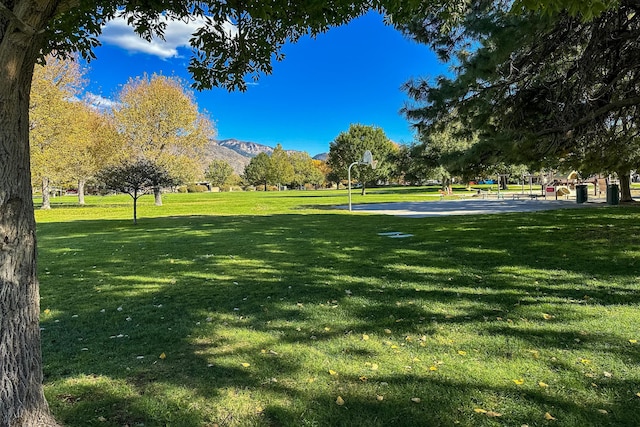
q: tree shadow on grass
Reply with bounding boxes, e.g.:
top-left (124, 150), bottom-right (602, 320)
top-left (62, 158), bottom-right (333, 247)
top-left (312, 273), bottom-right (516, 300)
top-left (37, 208), bottom-right (640, 426)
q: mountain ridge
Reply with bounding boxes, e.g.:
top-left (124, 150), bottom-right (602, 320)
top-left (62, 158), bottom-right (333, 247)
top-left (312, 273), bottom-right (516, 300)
top-left (205, 139), bottom-right (328, 174)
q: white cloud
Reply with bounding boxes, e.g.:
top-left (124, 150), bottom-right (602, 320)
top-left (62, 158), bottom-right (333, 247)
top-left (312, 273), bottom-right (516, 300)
top-left (101, 15), bottom-right (236, 59)
top-left (85, 92), bottom-right (119, 110)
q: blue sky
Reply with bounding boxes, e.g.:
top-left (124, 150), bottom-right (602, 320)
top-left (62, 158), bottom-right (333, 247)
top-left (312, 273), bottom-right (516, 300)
top-left (84, 11), bottom-right (445, 156)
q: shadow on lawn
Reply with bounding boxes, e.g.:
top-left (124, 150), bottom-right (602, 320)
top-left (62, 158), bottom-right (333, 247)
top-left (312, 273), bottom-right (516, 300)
top-left (37, 208), bottom-right (640, 426)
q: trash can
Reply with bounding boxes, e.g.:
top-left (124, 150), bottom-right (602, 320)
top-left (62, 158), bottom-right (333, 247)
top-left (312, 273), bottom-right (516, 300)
top-left (607, 184), bottom-right (620, 205)
top-left (575, 184), bottom-right (588, 204)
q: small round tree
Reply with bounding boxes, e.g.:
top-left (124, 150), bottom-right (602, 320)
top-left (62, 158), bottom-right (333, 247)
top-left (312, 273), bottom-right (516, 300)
top-left (97, 160), bottom-right (175, 224)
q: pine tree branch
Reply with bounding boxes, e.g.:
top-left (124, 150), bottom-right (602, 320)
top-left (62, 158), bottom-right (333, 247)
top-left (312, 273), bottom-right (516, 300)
top-left (536, 96), bottom-right (640, 137)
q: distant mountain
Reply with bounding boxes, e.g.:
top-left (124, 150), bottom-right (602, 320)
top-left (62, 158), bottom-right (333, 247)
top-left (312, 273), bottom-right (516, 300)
top-left (205, 139), bottom-right (327, 175)
top-left (218, 139), bottom-right (273, 158)
top-left (203, 141), bottom-right (251, 175)
top-left (313, 153), bottom-right (328, 161)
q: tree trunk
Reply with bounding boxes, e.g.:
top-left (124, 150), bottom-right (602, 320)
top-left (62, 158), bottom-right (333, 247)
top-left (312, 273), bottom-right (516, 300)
top-left (360, 183), bottom-right (366, 196)
top-left (153, 186), bottom-right (162, 206)
top-left (40, 177), bottom-right (50, 210)
top-left (77, 179), bottom-right (86, 205)
top-left (618, 170), bottom-right (633, 202)
top-left (133, 191), bottom-right (138, 225)
top-left (1, 1), bottom-right (63, 425)
top-left (264, 181), bottom-right (267, 191)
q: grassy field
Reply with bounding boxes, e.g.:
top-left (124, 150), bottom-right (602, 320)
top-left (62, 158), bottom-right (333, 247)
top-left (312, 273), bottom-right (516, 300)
top-left (36, 189), bottom-right (640, 426)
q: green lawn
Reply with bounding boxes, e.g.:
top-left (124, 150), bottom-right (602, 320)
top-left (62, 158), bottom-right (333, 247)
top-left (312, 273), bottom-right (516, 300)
top-left (36, 190), bottom-right (640, 426)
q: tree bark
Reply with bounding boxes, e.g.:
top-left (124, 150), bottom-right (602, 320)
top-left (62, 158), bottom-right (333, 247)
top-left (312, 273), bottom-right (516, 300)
top-left (40, 177), bottom-right (50, 210)
top-left (133, 191), bottom-right (138, 225)
top-left (618, 170), bottom-right (633, 202)
top-left (77, 179), bottom-right (85, 205)
top-left (153, 186), bottom-right (162, 206)
top-left (1, 1), bottom-right (63, 425)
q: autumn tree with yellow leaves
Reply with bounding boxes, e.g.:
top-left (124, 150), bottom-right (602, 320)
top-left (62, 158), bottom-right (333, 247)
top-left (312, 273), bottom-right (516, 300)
top-left (60, 104), bottom-right (122, 204)
top-left (29, 55), bottom-right (85, 209)
top-left (112, 74), bottom-right (215, 205)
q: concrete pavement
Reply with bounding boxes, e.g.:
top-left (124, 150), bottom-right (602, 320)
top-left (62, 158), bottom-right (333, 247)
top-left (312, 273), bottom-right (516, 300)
top-left (341, 197), bottom-right (603, 218)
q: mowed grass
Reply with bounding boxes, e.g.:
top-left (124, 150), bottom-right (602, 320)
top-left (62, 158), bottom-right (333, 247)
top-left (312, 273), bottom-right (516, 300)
top-left (35, 190), bottom-right (640, 426)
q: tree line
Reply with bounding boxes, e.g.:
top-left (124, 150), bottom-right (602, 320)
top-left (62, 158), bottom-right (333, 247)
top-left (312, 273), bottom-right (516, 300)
top-left (31, 57), bottom-right (438, 203)
top-left (31, 52), bottom-right (596, 209)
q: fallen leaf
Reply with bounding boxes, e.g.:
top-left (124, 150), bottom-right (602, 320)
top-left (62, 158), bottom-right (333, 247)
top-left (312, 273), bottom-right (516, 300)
top-left (376, 395), bottom-right (384, 401)
top-left (159, 352), bottom-right (166, 360)
top-left (336, 396), bottom-right (345, 406)
top-left (629, 339), bottom-right (638, 344)
top-left (457, 350), bottom-right (467, 356)
top-left (241, 362), bottom-right (251, 367)
top-left (371, 363), bottom-right (379, 370)
top-left (544, 412), bottom-right (556, 420)
top-left (384, 329), bottom-right (392, 334)
top-left (603, 371), bottom-right (613, 378)
top-left (410, 397), bottom-right (421, 403)
top-left (539, 381), bottom-right (549, 388)
top-left (513, 379), bottom-right (525, 385)
top-left (542, 313), bottom-right (554, 320)
top-left (359, 376), bottom-right (368, 382)
top-left (429, 366), bottom-right (438, 371)
top-left (44, 309), bottom-right (51, 315)
top-left (328, 369), bottom-right (338, 376)
top-left (580, 358), bottom-right (591, 365)
top-left (474, 408), bottom-right (487, 414)
top-left (636, 392), bottom-right (640, 398)
top-left (486, 411), bottom-right (503, 417)
top-left (362, 334), bottom-right (370, 341)
top-left (597, 409), bottom-right (608, 414)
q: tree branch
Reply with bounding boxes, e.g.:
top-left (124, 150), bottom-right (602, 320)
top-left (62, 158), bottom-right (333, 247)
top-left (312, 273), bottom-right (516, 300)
top-left (536, 96), bottom-right (640, 137)
top-left (0, 2), bottom-right (36, 35)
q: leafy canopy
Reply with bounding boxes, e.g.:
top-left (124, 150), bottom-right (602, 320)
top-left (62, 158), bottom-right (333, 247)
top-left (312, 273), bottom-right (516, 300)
top-left (327, 124), bottom-right (396, 189)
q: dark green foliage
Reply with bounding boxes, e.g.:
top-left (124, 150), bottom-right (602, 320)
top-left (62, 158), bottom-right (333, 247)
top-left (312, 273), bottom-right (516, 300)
top-left (243, 152), bottom-right (271, 191)
top-left (402, 1), bottom-right (640, 200)
top-left (327, 124), bottom-right (396, 193)
top-left (97, 159), bottom-right (174, 223)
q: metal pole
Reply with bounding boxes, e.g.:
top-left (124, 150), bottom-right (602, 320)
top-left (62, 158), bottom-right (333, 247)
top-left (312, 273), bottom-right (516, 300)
top-left (348, 161), bottom-right (358, 211)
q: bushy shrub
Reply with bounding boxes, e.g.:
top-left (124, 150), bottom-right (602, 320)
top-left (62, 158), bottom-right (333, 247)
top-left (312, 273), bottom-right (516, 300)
top-left (176, 186), bottom-right (188, 193)
top-left (187, 184), bottom-right (208, 193)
